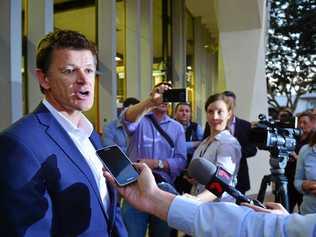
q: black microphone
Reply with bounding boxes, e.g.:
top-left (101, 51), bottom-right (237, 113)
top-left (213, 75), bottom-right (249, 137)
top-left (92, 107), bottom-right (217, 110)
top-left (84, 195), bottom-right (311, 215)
top-left (188, 158), bottom-right (265, 208)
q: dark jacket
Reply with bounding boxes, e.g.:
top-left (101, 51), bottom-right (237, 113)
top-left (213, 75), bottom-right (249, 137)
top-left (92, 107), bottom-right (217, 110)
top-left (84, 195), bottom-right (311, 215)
top-left (234, 117), bottom-right (257, 193)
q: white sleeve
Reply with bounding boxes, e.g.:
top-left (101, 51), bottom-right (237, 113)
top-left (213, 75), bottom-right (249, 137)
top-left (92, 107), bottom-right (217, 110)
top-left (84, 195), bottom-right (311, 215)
top-left (167, 196), bottom-right (316, 237)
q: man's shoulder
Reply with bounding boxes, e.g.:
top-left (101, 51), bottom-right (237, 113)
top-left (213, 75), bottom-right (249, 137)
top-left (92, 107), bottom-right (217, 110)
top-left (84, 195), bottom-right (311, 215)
top-left (104, 119), bottom-right (120, 129)
top-left (236, 117), bottom-right (251, 127)
top-left (1, 112), bottom-right (38, 136)
top-left (168, 117), bottom-right (185, 130)
top-left (217, 131), bottom-right (240, 145)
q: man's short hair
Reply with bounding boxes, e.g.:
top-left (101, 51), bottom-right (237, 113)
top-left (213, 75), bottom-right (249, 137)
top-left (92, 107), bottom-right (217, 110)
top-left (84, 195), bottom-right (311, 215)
top-left (123, 97), bottom-right (140, 108)
top-left (175, 102), bottom-right (191, 112)
top-left (36, 30), bottom-right (97, 74)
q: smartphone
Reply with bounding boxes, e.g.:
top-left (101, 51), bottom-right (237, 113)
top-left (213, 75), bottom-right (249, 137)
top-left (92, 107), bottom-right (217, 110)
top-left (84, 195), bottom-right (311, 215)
top-left (163, 88), bottom-right (187, 103)
top-left (96, 145), bottom-right (139, 186)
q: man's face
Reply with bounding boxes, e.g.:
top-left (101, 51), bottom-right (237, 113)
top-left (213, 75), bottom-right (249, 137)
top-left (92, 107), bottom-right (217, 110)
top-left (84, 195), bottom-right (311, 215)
top-left (40, 49), bottom-right (96, 113)
top-left (175, 105), bottom-right (191, 125)
top-left (154, 103), bottom-right (169, 113)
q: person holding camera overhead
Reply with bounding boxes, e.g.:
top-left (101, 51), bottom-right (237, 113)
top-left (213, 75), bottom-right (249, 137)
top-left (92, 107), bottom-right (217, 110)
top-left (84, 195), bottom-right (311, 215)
top-left (185, 93), bottom-right (241, 202)
top-left (119, 82), bottom-right (187, 237)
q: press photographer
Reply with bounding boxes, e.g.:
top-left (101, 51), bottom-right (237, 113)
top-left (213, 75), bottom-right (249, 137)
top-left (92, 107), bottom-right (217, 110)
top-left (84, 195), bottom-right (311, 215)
top-left (287, 111), bottom-right (316, 212)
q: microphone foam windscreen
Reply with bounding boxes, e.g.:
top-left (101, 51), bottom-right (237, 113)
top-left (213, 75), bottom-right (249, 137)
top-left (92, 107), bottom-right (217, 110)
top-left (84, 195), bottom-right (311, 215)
top-left (188, 158), bottom-right (217, 185)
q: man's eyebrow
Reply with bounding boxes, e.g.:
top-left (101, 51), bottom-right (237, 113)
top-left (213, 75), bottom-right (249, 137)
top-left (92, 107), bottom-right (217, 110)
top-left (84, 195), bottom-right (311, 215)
top-left (59, 63), bottom-right (96, 68)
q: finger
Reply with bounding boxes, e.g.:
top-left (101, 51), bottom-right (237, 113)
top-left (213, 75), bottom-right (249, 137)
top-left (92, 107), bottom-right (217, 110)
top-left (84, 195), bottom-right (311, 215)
top-left (132, 162), bottom-right (148, 172)
top-left (103, 169), bottom-right (118, 187)
top-left (264, 202), bottom-right (284, 210)
top-left (241, 203), bottom-right (268, 213)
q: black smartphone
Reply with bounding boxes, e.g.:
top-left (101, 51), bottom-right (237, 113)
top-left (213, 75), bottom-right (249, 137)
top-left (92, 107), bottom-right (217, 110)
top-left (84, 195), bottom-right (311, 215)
top-left (163, 88), bottom-right (187, 103)
top-left (96, 145), bottom-right (139, 186)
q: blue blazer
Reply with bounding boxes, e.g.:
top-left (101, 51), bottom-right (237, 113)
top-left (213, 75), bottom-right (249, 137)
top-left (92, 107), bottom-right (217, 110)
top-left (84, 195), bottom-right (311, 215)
top-left (0, 103), bottom-right (127, 237)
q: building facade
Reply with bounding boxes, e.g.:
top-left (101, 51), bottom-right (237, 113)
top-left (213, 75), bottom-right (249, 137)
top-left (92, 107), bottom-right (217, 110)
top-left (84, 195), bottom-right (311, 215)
top-left (0, 0), bottom-right (269, 194)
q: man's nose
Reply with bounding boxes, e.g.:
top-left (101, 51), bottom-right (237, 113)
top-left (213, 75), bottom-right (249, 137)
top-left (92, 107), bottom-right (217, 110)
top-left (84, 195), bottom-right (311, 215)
top-left (76, 69), bottom-right (90, 84)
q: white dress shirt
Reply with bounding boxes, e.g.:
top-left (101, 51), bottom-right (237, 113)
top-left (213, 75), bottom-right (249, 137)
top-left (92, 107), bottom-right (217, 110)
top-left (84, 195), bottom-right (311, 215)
top-left (42, 99), bottom-right (109, 212)
top-left (167, 196), bottom-right (316, 237)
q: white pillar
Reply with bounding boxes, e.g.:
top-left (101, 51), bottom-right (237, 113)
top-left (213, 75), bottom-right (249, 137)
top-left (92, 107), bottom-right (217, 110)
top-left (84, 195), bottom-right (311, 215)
top-left (140, 0), bottom-right (153, 99)
top-left (172, 0), bottom-right (186, 88)
top-left (27, 0), bottom-right (53, 112)
top-left (193, 17), bottom-right (204, 124)
top-left (97, 0), bottom-right (117, 126)
top-left (217, 0), bottom-right (269, 195)
top-left (0, 0), bottom-right (23, 130)
top-left (126, 0), bottom-right (141, 99)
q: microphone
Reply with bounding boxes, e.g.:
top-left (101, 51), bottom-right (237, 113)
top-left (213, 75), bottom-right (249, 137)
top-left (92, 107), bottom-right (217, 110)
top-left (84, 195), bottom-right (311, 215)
top-left (188, 158), bottom-right (265, 208)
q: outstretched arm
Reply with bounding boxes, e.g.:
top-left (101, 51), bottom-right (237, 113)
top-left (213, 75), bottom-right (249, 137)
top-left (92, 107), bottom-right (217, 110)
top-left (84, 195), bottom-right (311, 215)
top-left (124, 84), bottom-right (170, 122)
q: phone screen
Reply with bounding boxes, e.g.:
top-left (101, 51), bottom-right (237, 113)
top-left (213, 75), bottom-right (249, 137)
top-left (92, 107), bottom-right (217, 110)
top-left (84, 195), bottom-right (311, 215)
top-left (96, 145), bottom-right (139, 186)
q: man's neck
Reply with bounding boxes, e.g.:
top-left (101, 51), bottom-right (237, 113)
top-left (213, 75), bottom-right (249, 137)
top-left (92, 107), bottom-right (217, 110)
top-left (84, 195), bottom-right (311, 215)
top-left (45, 97), bottom-right (82, 127)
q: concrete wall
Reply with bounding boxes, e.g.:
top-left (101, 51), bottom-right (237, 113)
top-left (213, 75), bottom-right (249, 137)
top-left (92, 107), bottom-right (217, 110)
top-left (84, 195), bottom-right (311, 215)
top-left (216, 0), bottom-right (270, 195)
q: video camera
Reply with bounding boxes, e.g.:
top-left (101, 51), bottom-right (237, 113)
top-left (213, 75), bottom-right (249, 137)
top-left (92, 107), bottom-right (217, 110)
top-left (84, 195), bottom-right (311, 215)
top-left (250, 114), bottom-right (301, 165)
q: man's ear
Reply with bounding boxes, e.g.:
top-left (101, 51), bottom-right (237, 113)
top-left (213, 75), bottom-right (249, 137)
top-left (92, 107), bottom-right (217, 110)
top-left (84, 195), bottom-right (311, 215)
top-left (35, 69), bottom-right (50, 90)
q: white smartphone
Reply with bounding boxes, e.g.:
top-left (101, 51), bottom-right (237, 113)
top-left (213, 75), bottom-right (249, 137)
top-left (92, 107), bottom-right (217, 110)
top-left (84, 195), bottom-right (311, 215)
top-left (96, 145), bottom-right (139, 186)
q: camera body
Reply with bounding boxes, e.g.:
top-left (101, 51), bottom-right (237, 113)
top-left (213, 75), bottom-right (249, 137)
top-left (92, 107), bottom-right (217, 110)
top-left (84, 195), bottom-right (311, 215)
top-left (162, 88), bottom-right (187, 103)
top-left (250, 114), bottom-right (301, 169)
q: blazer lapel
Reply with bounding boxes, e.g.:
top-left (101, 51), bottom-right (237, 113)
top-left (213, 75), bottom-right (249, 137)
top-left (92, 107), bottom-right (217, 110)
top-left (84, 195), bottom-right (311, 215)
top-left (34, 104), bottom-right (109, 220)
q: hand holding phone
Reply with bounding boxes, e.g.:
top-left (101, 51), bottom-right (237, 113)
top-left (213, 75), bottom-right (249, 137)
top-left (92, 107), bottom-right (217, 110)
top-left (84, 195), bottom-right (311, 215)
top-left (96, 145), bottom-right (139, 186)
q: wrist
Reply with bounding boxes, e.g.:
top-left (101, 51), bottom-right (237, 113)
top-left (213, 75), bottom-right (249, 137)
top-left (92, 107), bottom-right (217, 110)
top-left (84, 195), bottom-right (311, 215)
top-left (148, 188), bottom-right (175, 221)
top-left (144, 97), bottom-right (156, 109)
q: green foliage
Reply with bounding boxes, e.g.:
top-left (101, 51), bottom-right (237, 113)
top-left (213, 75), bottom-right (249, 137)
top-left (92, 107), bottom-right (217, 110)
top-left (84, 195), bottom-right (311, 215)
top-left (266, 0), bottom-right (316, 111)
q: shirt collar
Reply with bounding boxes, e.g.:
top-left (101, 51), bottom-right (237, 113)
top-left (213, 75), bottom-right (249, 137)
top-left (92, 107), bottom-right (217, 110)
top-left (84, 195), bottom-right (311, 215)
top-left (147, 111), bottom-right (171, 124)
top-left (42, 99), bottom-right (93, 140)
top-left (231, 116), bottom-right (236, 124)
top-left (115, 111), bottom-right (124, 128)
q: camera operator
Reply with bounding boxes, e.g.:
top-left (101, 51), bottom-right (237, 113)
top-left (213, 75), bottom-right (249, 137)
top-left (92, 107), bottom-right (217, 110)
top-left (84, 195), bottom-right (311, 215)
top-left (103, 163), bottom-right (315, 237)
top-left (287, 111), bottom-right (316, 212)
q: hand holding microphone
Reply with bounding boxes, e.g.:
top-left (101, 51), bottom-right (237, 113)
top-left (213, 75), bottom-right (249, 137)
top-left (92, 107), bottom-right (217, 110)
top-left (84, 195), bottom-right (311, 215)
top-left (188, 158), bottom-right (265, 208)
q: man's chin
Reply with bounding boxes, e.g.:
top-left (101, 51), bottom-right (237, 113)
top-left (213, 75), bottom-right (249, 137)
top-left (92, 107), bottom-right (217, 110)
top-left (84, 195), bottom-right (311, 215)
top-left (78, 102), bottom-right (94, 112)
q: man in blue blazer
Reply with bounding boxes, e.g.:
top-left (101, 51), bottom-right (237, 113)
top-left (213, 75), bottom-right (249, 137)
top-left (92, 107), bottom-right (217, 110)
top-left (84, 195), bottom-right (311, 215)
top-left (0, 30), bottom-right (127, 237)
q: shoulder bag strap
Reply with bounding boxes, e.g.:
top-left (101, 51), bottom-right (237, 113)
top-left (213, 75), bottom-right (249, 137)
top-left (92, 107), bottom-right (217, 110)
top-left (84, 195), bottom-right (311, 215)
top-left (146, 114), bottom-right (174, 148)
